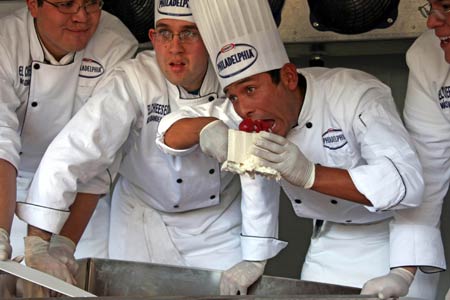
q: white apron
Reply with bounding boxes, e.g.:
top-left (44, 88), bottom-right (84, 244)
top-left (109, 176), bottom-right (242, 270)
top-left (301, 219), bottom-right (439, 299)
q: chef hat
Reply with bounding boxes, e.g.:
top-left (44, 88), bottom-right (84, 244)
top-left (189, 0), bottom-right (289, 88)
top-left (155, 0), bottom-right (194, 24)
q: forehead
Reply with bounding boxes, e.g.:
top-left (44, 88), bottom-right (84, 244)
top-left (225, 73), bottom-right (271, 94)
top-left (155, 19), bottom-right (197, 30)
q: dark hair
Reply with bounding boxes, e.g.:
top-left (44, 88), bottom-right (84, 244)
top-left (267, 69), bottom-right (281, 84)
top-left (37, 0), bottom-right (44, 6)
top-left (266, 68), bottom-right (307, 90)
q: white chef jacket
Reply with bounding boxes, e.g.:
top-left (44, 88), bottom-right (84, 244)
top-left (393, 29), bottom-right (449, 272)
top-left (0, 7), bottom-right (137, 258)
top-left (17, 51), bottom-right (286, 269)
top-left (158, 66), bottom-right (425, 272)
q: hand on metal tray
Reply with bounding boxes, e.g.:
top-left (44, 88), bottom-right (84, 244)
top-left (220, 260), bottom-right (266, 295)
top-left (0, 228), bottom-right (12, 261)
top-left (360, 267), bottom-right (414, 299)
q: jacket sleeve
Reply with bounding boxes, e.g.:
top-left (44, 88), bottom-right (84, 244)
top-left (240, 175), bottom-right (287, 261)
top-left (157, 98), bottom-right (240, 156)
top-left (0, 41), bottom-right (21, 169)
top-left (16, 69), bottom-right (141, 233)
top-left (390, 38), bottom-right (447, 271)
top-left (347, 81), bottom-right (424, 211)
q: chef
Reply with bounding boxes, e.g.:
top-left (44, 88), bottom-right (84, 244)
top-left (16, 0), bottom-right (286, 295)
top-left (0, 0), bottom-right (137, 269)
top-left (371, 1), bottom-right (450, 298)
top-left (157, 0), bottom-right (433, 298)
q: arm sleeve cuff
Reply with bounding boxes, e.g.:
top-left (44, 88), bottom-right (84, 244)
top-left (389, 223), bottom-right (446, 272)
top-left (241, 235), bottom-right (287, 261)
top-left (16, 202), bottom-right (69, 234)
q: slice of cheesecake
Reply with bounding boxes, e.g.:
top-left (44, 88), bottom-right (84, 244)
top-left (221, 129), bottom-right (281, 180)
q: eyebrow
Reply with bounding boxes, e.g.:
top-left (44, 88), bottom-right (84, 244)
top-left (155, 23), bottom-right (199, 31)
top-left (224, 77), bottom-right (253, 94)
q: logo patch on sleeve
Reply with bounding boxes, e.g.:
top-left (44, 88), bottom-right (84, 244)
top-left (80, 58), bottom-right (104, 78)
top-left (322, 128), bottom-right (347, 150)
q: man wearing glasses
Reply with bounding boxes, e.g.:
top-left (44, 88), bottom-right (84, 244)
top-left (16, 0), bottom-right (286, 295)
top-left (364, 1), bottom-right (450, 299)
top-left (0, 0), bottom-right (137, 294)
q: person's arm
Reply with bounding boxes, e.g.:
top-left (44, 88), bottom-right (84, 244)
top-left (0, 159), bottom-right (16, 233)
top-left (312, 165), bottom-right (371, 205)
top-left (25, 192), bottom-right (100, 285)
top-left (164, 117), bottom-right (217, 149)
top-left (0, 159), bottom-right (16, 260)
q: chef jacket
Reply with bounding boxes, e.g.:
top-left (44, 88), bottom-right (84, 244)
top-left (0, 7), bottom-right (137, 183)
top-left (393, 29), bottom-right (448, 272)
top-left (158, 67), bottom-right (425, 269)
top-left (17, 51), bottom-right (286, 262)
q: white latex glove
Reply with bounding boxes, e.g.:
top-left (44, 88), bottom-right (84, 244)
top-left (220, 260), bottom-right (266, 295)
top-left (445, 287), bottom-right (450, 300)
top-left (252, 131), bottom-right (315, 188)
top-left (49, 234), bottom-right (79, 277)
top-left (0, 228), bottom-right (12, 260)
top-left (24, 236), bottom-right (77, 285)
top-left (199, 119), bottom-right (229, 163)
top-left (360, 268), bottom-right (415, 299)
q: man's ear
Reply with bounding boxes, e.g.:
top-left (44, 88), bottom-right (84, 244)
top-left (26, 0), bottom-right (39, 18)
top-left (148, 28), bottom-right (155, 44)
top-left (280, 63), bottom-right (298, 91)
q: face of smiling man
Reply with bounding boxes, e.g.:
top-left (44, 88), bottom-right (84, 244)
top-left (149, 19), bottom-right (209, 92)
top-left (27, 0), bottom-right (101, 61)
top-left (426, 0), bottom-right (450, 62)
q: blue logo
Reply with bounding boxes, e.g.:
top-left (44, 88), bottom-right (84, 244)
top-left (438, 85), bottom-right (450, 110)
top-left (79, 58), bottom-right (104, 78)
top-left (216, 43), bottom-right (258, 79)
top-left (322, 128), bottom-right (347, 150)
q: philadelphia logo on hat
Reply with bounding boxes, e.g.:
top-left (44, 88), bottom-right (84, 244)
top-left (158, 0), bottom-right (191, 17)
top-left (216, 43), bottom-right (258, 79)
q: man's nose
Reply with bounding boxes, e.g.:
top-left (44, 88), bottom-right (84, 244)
top-left (168, 35), bottom-right (185, 53)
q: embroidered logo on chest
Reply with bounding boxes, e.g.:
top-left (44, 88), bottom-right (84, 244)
top-left (438, 86), bottom-right (450, 110)
top-left (79, 58), bottom-right (104, 78)
top-left (322, 128), bottom-right (347, 150)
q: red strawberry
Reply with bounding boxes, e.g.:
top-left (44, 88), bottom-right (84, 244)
top-left (239, 118), bottom-right (255, 132)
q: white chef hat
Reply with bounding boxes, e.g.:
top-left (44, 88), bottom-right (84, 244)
top-left (189, 0), bottom-right (289, 88)
top-left (155, 0), bottom-right (194, 24)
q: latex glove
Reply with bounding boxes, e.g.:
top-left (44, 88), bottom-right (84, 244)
top-left (220, 260), bottom-right (266, 295)
top-left (360, 268), bottom-right (415, 299)
top-left (24, 236), bottom-right (77, 285)
top-left (49, 234), bottom-right (79, 277)
top-left (199, 120), bottom-right (229, 163)
top-left (445, 287), bottom-right (450, 300)
top-left (0, 228), bottom-right (12, 260)
top-left (252, 131), bottom-right (315, 188)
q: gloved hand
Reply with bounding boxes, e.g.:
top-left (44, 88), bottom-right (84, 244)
top-left (199, 120), bottom-right (229, 163)
top-left (252, 131), bottom-right (315, 188)
top-left (48, 234), bottom-right (79, 277)
top-left (360, 268), bottom-right (415, 299)
top-left (445, 287), bottom-right (450, 300)
top-left (0, 228), bottom-right (12, 260)
top-left (24, 236), bottom-right (77, 285)
top-left (220, 260), bottom-right (266, 295)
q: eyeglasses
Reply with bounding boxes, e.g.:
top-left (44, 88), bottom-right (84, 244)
top-left (43, 0), bottom-right (104, 14)
top-left (151, 29), bottom-right (201, 44)
top-left (419, 2), bottom-right (450, 20)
